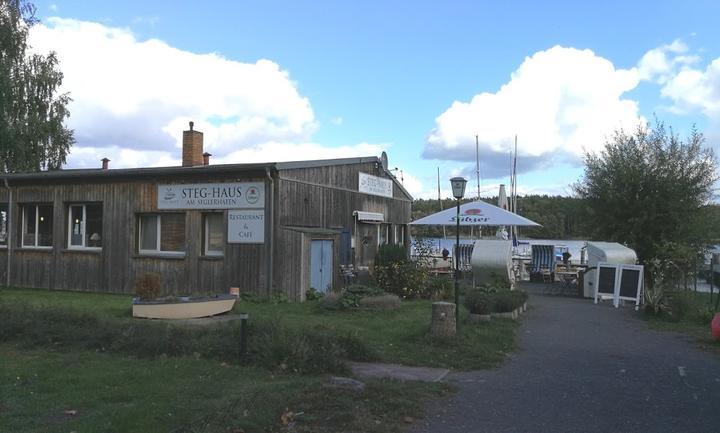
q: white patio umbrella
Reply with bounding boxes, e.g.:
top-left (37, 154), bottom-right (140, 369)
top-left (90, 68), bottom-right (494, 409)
top-left (410, 200), bottom-right (541, 227)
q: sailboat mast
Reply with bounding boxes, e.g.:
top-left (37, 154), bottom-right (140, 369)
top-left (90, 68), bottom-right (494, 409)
top-left (475, 135), bottom-right (481, 200)
top-left (438, 167), bottom-right (446, 239)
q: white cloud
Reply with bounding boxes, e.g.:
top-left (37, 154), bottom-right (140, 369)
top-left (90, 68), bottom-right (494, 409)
top-left (330, 116), bottom-right (344, 125)
top-left (424, 46), bottom-right (643, 176)
top-left (637, 39), bottom-right (699, 83)
top-left (26, 18), bottom-right (376, 169)
top-left (659, 57), bottom-right (720, 118)
top-left (211, 141), bottom-right (386, 165)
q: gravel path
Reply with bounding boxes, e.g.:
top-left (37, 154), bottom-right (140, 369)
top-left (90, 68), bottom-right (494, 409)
top-left (410, 287), bottom-right (720, 433)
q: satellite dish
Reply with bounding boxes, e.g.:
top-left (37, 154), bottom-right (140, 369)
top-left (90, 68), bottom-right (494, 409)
top-left (380, 151), bottom-right (388, 171)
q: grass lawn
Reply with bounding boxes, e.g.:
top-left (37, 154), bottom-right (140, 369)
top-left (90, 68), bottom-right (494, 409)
top-left (0, 345), bottom-right (448, 433)
top-left (0, 287), bottom-right (517, 432)
top-left (642, 291), bottom-right (720, 354)
top-left (1, 287), bottom-right (518, 370)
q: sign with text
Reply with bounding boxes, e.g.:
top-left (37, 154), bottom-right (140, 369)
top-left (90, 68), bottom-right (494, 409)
top-left (158, 183), bottom-right (264, 209)
top-left (358, 172), bottom-right (393, 198)
top-left (227, 209), bottom-right (265, 244)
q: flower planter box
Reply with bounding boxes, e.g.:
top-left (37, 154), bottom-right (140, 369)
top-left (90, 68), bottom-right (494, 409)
top-left (491, 311), bottom-right (515, 320)
top-left (132, 294), bottom-right (237, 319)
top-left (468, 313), bottom-right (492, 322)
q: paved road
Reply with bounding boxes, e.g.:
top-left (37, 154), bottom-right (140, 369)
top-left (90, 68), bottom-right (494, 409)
top-left (411, 286), bottom-right (720, 433)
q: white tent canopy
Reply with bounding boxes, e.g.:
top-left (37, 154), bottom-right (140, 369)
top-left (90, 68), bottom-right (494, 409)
top-left (410, 200), bottom-right (541, 227)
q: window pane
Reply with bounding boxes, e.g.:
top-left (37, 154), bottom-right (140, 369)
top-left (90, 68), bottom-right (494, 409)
top-left (206, 213), bottom-right (223, 254)
top-left (23, 206), bottom-right (37, 246)
top-left (0, 204), bottom-right (7, 246)
top-left (85, 204), bottom-right (103, 247)
top-left (37, 205), bottom-right (53, 247)
top-left (140, 215), bottom-right (158, 251)
top-left (160, 213), bottom-right (185, 252)
top-left (70, 205), bottom-right (84, 246)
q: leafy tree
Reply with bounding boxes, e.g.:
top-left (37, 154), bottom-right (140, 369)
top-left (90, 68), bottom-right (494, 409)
top-left (0, 0), bottom-right (73, 172)
top-left (573, 120), bottom-right (718, 264)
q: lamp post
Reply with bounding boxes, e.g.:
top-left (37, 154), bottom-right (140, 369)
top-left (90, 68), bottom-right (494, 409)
top-left (450, 176), bottom-right (467, 332)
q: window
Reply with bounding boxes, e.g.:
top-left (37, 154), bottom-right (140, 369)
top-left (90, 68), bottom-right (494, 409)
top-left (377, 224), bottom-right (388, 247)
top-left (68, 204), bottom-right (103, 249)
top-left (0, 203), bottom-right (7, 247)
top-left (138, 213), bottom-right (185, 254)
top-left (203, 212), bottom-right (224, 256)
top-left (22, 204), bottom-right (53, 247)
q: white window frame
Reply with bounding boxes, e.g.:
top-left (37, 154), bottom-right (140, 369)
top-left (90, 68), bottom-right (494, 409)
top-left (67, 204), bottom-right (102, 250)
top-left (204, 212), bottom-right (224, 257)
top-left (138, 213), bottom-right (185, 257)
top-left (21, 204), bottom-right (52, 249)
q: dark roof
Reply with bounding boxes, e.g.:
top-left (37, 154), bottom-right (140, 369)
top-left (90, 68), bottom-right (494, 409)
top-left (1, 155), bottom-right (413, 200)
top-left (1, 162), bottom-right (275, 182)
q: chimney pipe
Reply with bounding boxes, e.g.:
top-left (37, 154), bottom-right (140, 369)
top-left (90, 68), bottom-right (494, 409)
top-left (182, 121), bottom-right (204, 167)
top-left (203, 152), bottom-right (211, 166)
top-left (101, 158), bottom-right (110, 170)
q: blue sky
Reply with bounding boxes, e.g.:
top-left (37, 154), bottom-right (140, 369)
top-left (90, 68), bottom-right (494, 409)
top-left (29, 0), bottom-right (720, 198)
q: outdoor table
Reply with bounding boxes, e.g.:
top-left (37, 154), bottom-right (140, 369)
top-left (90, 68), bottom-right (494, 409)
top-left (556, 269), bottom-right (579, 292)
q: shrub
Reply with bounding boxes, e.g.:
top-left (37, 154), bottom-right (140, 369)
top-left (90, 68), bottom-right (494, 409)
top-left (491, 291), bottom-right (516, 313)
top-left (510, 290), bottom-right (528, 307)
top-left (358, 294), bottom-right (401, 310)
top-left (346, 283), bottom-right (384, 297)
top-left (373, 262), bottom-right (428, 299)
top-left (426, 276), bottom-right (453, 300)
top-left (464, 290), bottom-right (492, 315)
top-left (375, 244), bottom-right (408, 266)
top-left (318, 292), bottom-right (342, 310)
top-left (666, 291), bottom-right (694, 321)
top-left (318, 284), bottom-right (391, 310)
top-left (305, 287), bottom-right (324, 301)
top-left (134, 272), bottom-right (162, 300)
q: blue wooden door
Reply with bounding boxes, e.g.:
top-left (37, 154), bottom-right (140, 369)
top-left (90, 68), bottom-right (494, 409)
top-left (311, 240), bottom-right (333, 293)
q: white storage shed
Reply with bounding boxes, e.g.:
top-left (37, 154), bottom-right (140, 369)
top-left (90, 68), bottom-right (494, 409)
top-left (583, 242), bottom-right (637, 298)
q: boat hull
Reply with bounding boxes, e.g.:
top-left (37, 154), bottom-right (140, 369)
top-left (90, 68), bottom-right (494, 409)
top-left (133, 297), bottom-right (236, 319)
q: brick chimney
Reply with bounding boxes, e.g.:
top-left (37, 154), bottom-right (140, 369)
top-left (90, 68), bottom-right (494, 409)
top-left (182, 121), bottom-right (204, 167)
top-left (101, 158), bottom-right (110, 170)
top-left (202, 152), bottom-right (211, 166)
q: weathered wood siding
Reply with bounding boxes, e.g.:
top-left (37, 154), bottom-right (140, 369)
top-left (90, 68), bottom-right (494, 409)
top-left (273, 161), bottom-right (411, 296)
top-left (0, 159), bottom-right (412, 301)
top-left (2, 173), bottom-right (268, 296)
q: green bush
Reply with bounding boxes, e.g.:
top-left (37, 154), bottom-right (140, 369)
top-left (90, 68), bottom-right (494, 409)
top-left (492, 291), bottom-right (516, 313)
top-left (373, 262), bottom-right (429, 299)
top-left (305, 287), bottom-right (324, 301)
top-left (666, 291), bottom-right (694, 321)
top-left (375, 244), bottom-right (408, 266)
top-left (319, 284), bottom-right (390, 310)
top-left (464, 290), bottom-right (492, 315)
top-left (426, 276), bottom-right (453, 300)
top-left (510, 290), bottom-right (528, 307)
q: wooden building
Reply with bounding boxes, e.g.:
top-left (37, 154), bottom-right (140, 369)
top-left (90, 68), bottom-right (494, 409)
top-left (0, 124), bottom-right (412, 301)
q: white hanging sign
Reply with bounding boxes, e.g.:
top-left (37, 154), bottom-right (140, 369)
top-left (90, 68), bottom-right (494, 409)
top-left (359, 172), bottom-right (393, 198)
top-left (227, 209), bottom-right (265, 244)
top-left (158, 183), bottom-right (264, 209)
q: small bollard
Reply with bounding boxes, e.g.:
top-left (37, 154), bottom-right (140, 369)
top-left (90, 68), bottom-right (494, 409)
top-left (239, 313), bottom-right (249, 360)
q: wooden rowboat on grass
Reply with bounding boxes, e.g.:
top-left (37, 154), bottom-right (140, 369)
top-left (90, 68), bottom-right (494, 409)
top-left (132, 294), bottom-right (237, 319)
